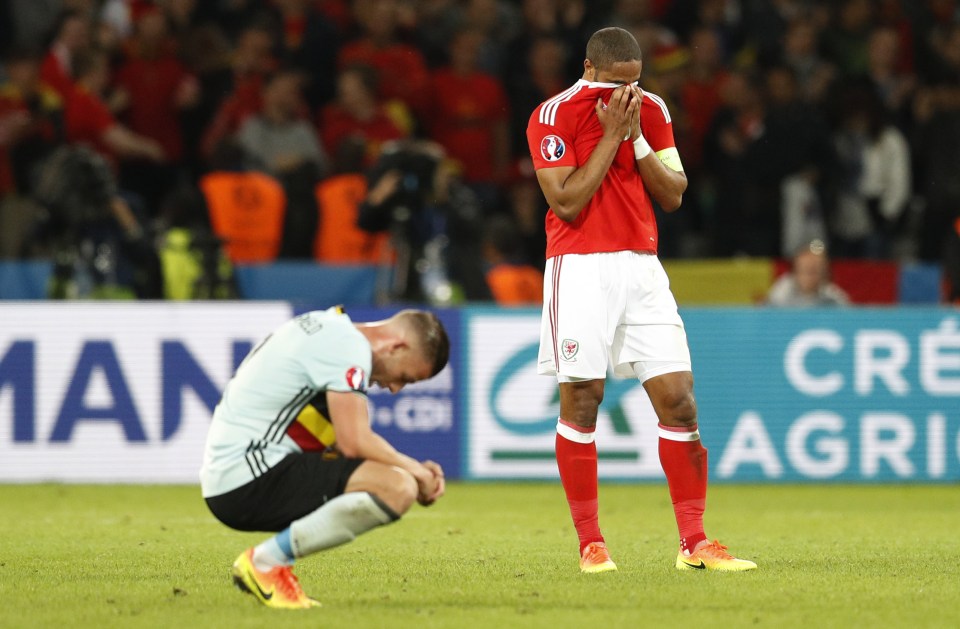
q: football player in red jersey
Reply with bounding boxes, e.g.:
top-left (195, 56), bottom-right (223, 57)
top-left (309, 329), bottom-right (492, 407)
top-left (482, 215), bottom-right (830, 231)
top-left (526, 27), bottom-right (756, 573)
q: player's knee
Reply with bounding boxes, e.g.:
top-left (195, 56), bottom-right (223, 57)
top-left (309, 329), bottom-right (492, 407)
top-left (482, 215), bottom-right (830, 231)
top-left (568, 399), bottom-right (602, 426)
top-left (662, 390), bottom-right (698, 426)
top-left (560, 380), bottom-right (604, 426)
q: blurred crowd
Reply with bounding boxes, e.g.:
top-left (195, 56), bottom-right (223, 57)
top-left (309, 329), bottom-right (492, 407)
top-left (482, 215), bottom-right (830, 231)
top-left (1, 0), bottom-right (960, 303)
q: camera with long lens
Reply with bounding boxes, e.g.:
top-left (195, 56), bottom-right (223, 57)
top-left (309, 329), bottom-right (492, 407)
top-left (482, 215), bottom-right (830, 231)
top-left (360, 141), bottom-right (455, 304)
top-left (34, 145), bottom-right (117, 233)
top-left (32, 146), bottom-right (149, 298)
top-left (375, 141), bottom-right (441, 219)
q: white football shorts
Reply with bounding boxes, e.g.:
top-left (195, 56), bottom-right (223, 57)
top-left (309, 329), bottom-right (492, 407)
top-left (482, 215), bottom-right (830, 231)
top-left (538, 250), bottom-right (691, 382)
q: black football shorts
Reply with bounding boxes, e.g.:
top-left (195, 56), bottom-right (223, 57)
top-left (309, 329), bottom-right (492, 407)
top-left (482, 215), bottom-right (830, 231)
top-left (205, 452), bottom-right (365, 532)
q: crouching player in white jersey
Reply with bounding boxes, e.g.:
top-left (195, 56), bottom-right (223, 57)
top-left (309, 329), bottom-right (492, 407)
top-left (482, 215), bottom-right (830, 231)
top-left (200, 307), bottom-right (449, 609)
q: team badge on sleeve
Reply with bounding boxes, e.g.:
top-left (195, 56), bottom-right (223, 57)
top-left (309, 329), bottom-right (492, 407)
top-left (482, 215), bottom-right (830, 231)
top-left (540, 135), bottom-right (566, 162)
top-left (345, 366), bottom-right (366, 392)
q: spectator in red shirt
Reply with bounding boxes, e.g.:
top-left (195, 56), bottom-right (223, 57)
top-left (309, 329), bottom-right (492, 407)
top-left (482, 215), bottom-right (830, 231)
top-left (40, 9), bottom-right (91, 98)
top-left (200, 24), bottom-right (276, 160)
top-left (0, 47), bottom-right (65, 258)
top-left (113, 8), bottom-right (200, 214)
top-left (115, 8), bottom-right (198, 164)
top-left (64, 48), bottom-right (164, 165)
top-left (0, 47), bottom-right (64, 196)
top-left (337, 0), bottom-right (430, 122)
top-left (318, 64), bottom-right (406, 167)
top-left (425, 27), bottom-right (510, 202)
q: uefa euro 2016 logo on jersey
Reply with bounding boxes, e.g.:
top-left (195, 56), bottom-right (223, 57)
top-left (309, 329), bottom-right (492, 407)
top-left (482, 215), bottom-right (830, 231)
top-left (540, 135), bottom-right (565, 162)
top-left (345, 366), bottom-right (366, 392)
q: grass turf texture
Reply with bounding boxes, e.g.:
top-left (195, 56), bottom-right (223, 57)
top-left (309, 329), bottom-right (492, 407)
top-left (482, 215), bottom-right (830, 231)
top-left (1, 484), bottom-right (957, 629)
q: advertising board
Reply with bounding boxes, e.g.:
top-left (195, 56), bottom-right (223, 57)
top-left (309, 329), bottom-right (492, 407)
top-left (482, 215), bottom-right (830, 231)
top-left (0, 303), bottom-right (291, 482)
top-left (463, 308), bottom-right (960, 482)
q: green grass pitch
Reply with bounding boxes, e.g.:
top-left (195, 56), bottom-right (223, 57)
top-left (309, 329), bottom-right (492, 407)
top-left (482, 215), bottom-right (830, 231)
top-left (1, 483), bottom-right (958, 629)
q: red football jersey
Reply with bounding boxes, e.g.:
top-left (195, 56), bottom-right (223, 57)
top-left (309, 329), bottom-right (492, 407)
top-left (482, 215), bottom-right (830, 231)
top-left (65, 86), bottom-right (117, 159)
top-left (526, 79), bottom-right (678, 258)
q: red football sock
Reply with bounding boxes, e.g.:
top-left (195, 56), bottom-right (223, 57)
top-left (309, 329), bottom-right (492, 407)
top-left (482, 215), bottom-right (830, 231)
top-left (555, 418), bottom-right (603, 553)
top-left (658, 423), bottom-right (708, 554)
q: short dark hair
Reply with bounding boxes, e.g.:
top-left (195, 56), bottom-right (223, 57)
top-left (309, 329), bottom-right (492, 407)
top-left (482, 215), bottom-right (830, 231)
top-left (586, 27), bottom-right (642, 71)
top-left (397, 310), bottom-right (450, 377)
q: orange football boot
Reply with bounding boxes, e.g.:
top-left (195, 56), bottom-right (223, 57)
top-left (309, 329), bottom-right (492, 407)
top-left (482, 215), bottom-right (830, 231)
top-left (580, 541), bottom-right (618, 573)
top-left (231, 548), bottom-right (320, 609)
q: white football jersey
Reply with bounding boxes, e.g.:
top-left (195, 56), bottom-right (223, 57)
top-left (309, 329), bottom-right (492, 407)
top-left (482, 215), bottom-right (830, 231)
top-left (200, 307), bottom-right (371, 497)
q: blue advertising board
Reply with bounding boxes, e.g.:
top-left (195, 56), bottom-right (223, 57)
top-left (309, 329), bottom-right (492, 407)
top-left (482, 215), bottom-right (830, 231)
top-left (462, 307), bottom-right (960, 482)
top-left (688, 308), bottom-right (960, 482)
top-left (3, 303), bottom-right (956, 483)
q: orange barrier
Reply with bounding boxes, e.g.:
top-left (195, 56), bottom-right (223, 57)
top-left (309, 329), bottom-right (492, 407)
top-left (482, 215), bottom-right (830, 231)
top-left (200, 171), bottom-right (286, 263)
top-left (486, 264), bottom-right (544, 305)
top-left (313, 173), bottom-right (391, 264)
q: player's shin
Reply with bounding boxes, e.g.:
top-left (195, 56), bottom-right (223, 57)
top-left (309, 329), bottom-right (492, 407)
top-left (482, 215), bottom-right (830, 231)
top-left (658, 423), bottom-right (708, 554)
top-left (555, 418), bottom-right (603, 552)
top-left (289, 492), bottom-right (399, 557)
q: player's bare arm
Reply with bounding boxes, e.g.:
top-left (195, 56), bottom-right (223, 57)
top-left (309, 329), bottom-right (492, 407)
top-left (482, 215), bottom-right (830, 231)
top-left (636, 152), bottom-right (687, 212)
top-left (327, 390), bottom-right (442, 500)
top-left (630, 84), bottom-right (687, 212)
top-left (536, 86), bottom-right (639, 222)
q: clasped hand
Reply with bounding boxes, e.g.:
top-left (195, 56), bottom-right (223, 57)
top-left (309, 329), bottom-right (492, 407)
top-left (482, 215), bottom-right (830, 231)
top-left (416, 460), bottom-right (445, 506)
top-left (595, 84), bottom-right (643, 141)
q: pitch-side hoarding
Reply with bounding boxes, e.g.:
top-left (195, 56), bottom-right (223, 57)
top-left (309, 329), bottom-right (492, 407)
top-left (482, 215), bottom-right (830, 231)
top-left (2, 304), bottom-right (957, 482)
top-left (464, 308), bottom-right (960, 482)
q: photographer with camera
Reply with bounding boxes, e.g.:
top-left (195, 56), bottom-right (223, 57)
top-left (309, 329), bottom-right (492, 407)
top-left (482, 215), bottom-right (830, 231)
top-left (32, 144), bottom-right (161, 298)
top-left (358, 139), bottom-right (491, 304)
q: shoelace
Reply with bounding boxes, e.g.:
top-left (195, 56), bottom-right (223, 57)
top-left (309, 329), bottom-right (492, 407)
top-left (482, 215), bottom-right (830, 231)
top-left (699, 540), bottom-right (734, 559)
top-left (583, 543), bottom-right (610, 561)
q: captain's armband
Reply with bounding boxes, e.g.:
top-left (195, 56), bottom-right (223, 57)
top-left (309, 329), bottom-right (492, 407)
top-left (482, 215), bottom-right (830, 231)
top-left (655, 147), bottom-right (684, 172)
